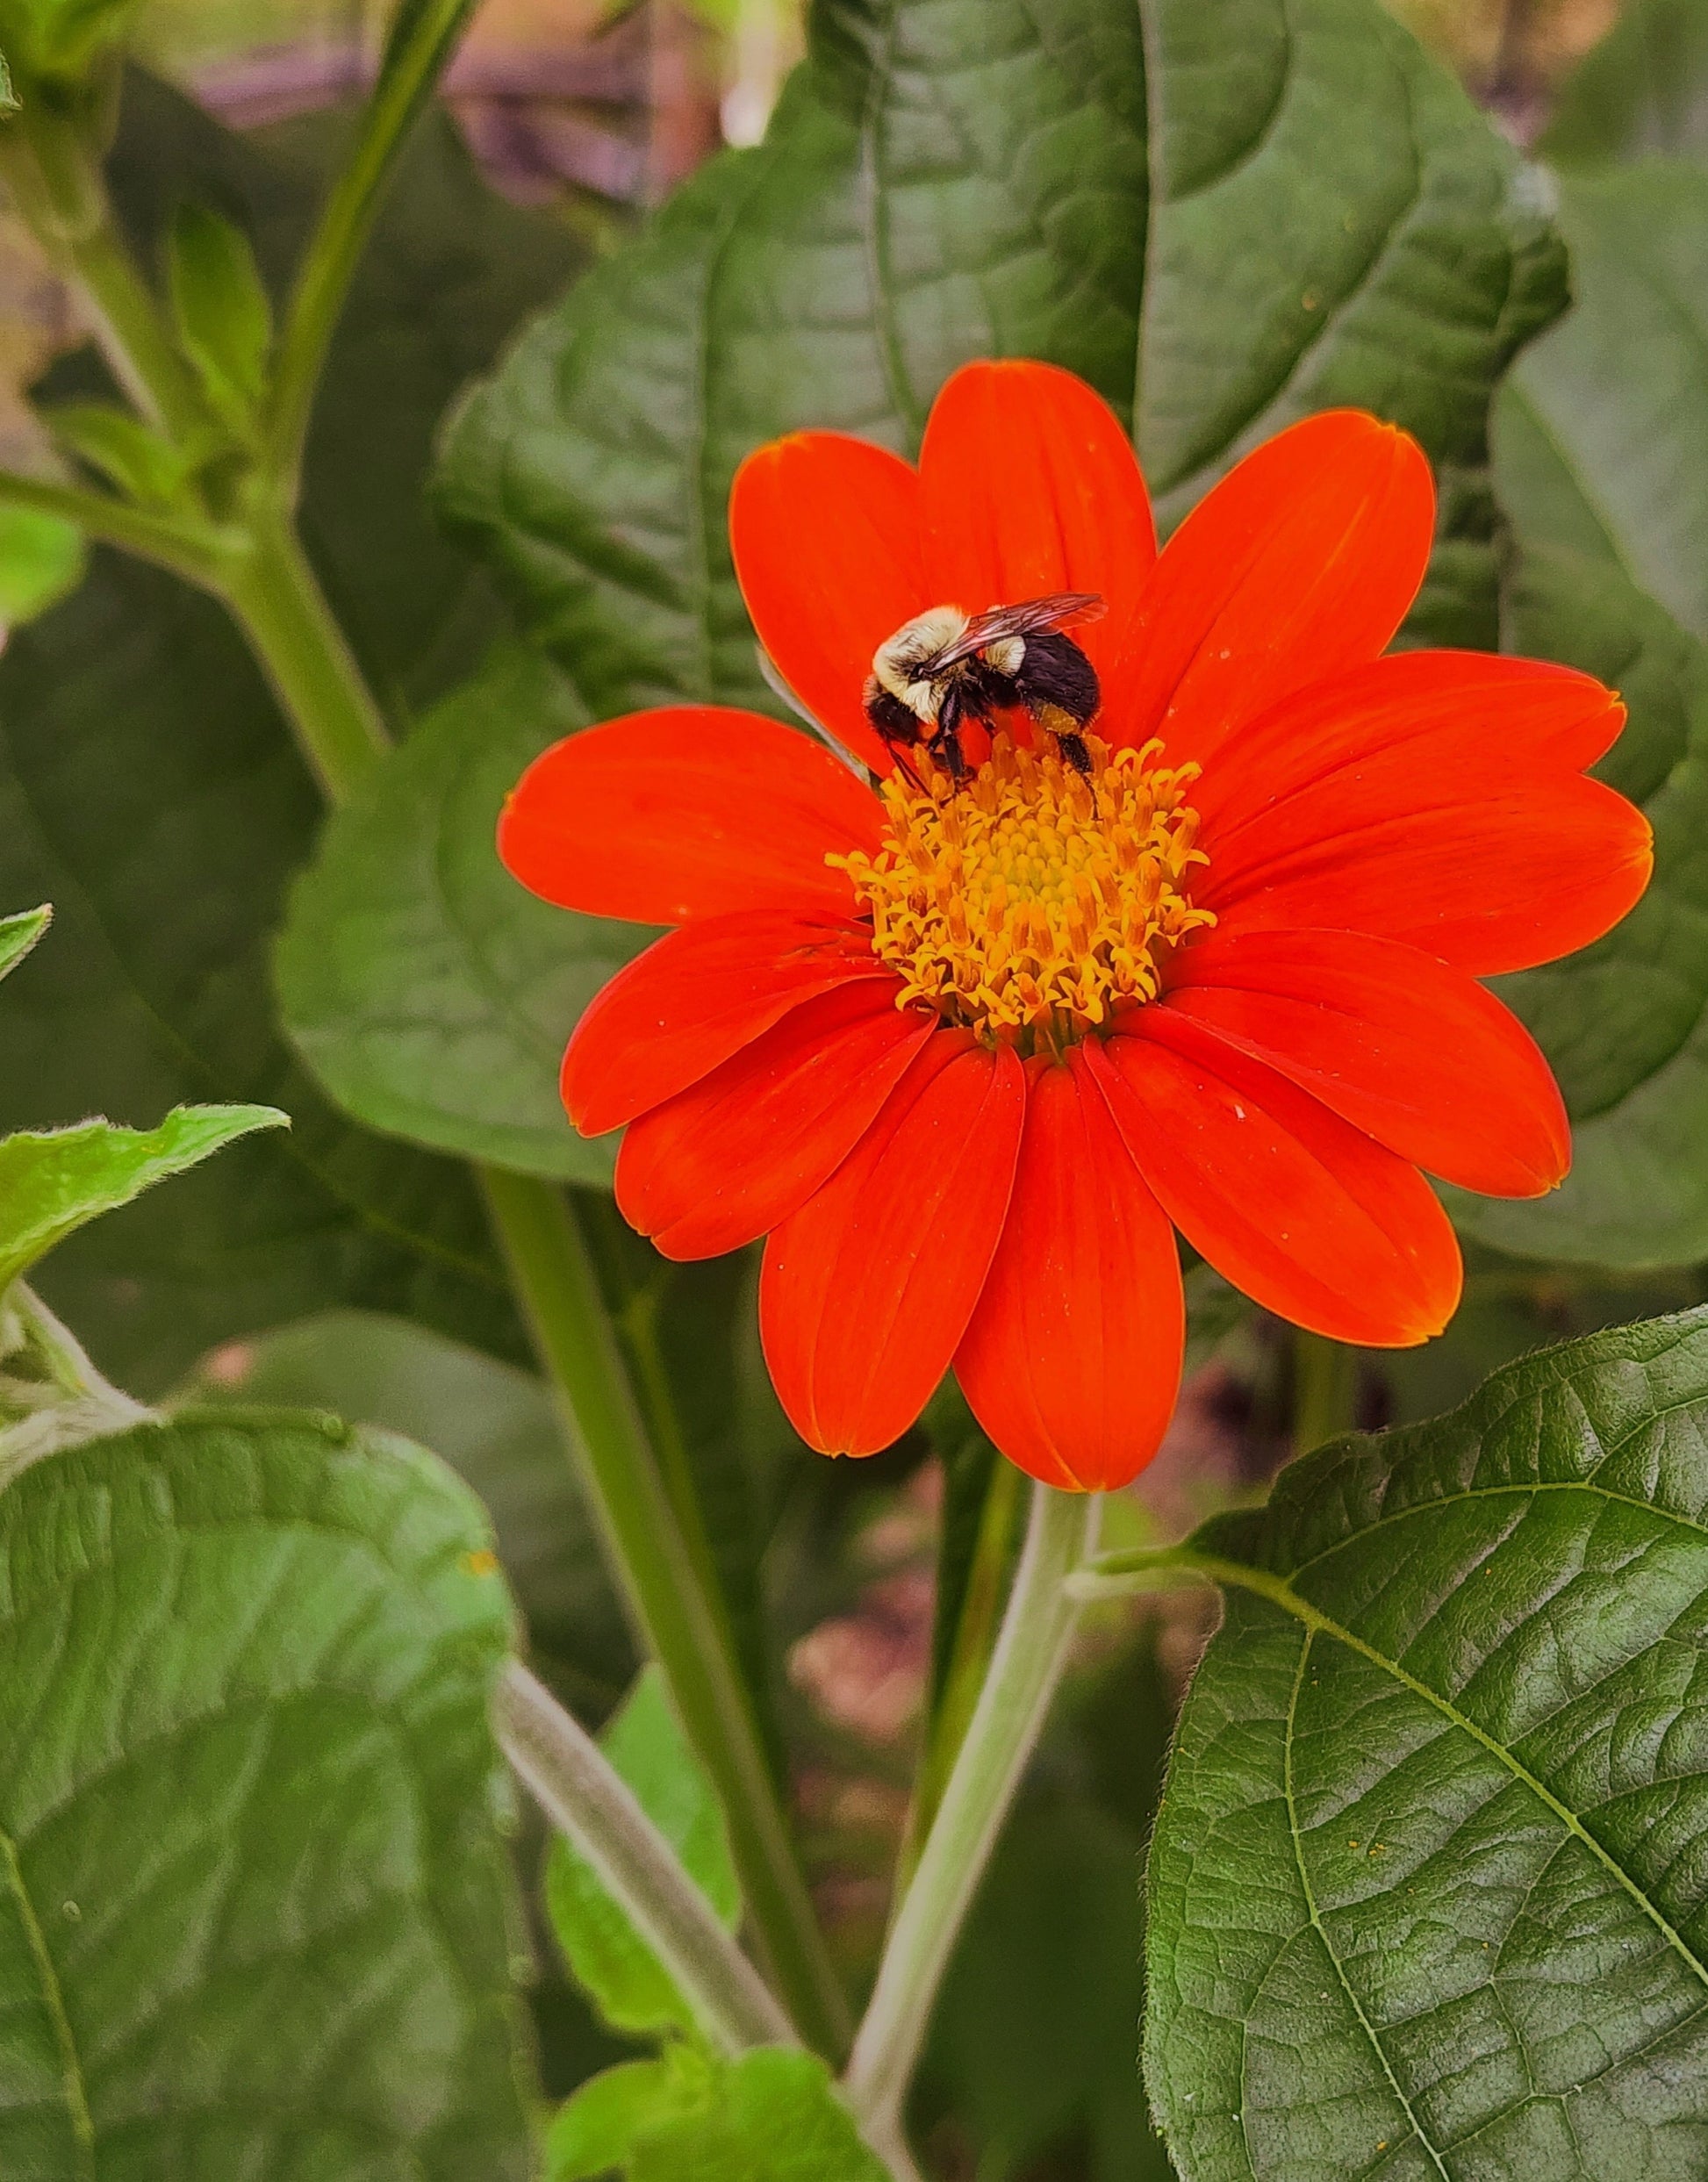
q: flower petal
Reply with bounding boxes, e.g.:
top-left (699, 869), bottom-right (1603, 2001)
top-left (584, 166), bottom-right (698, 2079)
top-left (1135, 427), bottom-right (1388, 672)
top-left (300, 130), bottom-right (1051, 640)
top-left (499, 708), bottom-right (883, 925)
top-left (614, 981), bottom-right (936, 1260)
top-left (919, 360), bottom-right (1157, 682)
top-left (1189, 650), bottom-right (1628, 843)
top-left (1163, 928), bottom-right (1569, 1196)
top-left (1110, 410), bottom-right (1434, 766)
top-left (953, 1052), bottom-right (1183, 1492)
top-left (730, 433), bottom-right (925, 775)
top-left (759, 1032), bottom-right (1025, 1457)
top-left (1085, 1013), bottom-right (1461, 1346)
top-left (1201, 771), bottom-right (1654, 975)
top-left (563, 910), bottom-right (889, 1136)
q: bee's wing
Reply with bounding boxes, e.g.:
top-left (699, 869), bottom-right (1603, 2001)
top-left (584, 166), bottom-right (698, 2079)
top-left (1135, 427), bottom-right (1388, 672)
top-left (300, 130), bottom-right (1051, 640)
top-left (936, 592), bottom-right (1106, 665)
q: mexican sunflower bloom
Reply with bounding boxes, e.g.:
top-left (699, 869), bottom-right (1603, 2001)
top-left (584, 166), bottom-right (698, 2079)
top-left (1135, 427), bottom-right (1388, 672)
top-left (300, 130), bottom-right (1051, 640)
top-left (499, 362), bottom-right (1651, 1492)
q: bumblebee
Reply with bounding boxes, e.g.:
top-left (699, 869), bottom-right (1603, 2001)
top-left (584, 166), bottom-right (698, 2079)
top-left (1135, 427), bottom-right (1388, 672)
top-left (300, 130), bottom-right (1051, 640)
top-left (863, 592), bottom-right (1106, 786)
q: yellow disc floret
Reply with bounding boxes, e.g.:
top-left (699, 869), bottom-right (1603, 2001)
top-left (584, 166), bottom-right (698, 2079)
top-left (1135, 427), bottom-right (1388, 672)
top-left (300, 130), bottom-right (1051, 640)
top-left (834, 732), bottom-right (1214, 1046)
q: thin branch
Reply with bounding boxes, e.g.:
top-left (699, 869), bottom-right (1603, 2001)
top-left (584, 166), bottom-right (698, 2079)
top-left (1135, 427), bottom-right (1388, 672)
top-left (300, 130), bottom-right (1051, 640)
top-left (494, 1659), bottom-right (798, 2056)
top-left (0, 468), bottom-right (232, 584)
top-left (265, 0), bottom-right (480, 486)
top-left (843, 1483), bottom-right (1099, 2140)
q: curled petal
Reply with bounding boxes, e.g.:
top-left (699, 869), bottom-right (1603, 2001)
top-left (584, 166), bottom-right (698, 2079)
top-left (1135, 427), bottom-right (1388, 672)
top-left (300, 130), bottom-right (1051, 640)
top-left (954, 1053), bottom-right (1183, 1492)
top-left (759, 1033), bottom-right (1025, 1457)
top-left (1111, 410), bottom-right (1433, 765)
top-left (614, 981), bottom-right (935, 1260)
top-left (563, 910), bottom-right (886, 1136)
top-left (1086, 1013), bottom-right (1462, 1347)
top-left (919, 359), bottom-right (1157, 683)
top-left (1163, 928), bottom-right (1569, 1197)
top-left (731, 433), bottom-right (925, 775)
top-left (500, 707), bottom-right (882, 926)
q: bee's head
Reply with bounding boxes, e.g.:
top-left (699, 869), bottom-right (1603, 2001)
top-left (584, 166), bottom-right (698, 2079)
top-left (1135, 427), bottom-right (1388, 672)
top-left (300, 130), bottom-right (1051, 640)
top-left (872, 605), bottom-right (969, 719)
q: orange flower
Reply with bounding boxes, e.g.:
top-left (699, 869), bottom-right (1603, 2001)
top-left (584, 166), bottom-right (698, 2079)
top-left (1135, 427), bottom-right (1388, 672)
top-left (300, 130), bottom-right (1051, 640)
top-left (499, 362), bottom-right (1651, 1492)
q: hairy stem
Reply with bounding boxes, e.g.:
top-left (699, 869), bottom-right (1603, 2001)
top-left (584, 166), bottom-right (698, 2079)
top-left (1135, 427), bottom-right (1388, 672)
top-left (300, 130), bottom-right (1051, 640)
top-left (495, 1660), bottom-right (796, 2055)
top-left (844, 1482), bottom-right (1098, 2141)
top-left (482, 1170), bottom-right (850, 2060)
top-left (900, 1447), bottom-right (1022, 1888)
top-left (1293, 1329), bottom-right (1359, 1456)
top-left (0, 467), bottom-right (234, 583)
top-left (219, 515), bottom-right (391, 800)
top-left (265, 0), bottom-right (479, 488)
top-left (0, 83), bottom-right (205, 439)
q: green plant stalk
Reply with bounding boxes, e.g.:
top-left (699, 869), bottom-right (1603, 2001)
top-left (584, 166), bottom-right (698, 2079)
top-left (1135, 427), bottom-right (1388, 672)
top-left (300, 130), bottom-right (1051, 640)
top-left (219, 516), bottom-right (391, 801)
top-left (1293, 1328), bottom-right (1359, 1455)
top-left (264, 0), bottom-right (479, 487)
top-left (0, 81), bottom-right (205, 441)
top-left (494, 1658), bottom-right (798, 2056)
top-left (481, 1171), bottom-right (850, 2058)
top-left (898, 1451), bottom-right (1022, 1888)
top-left (844, 1482), bottom-right (1099, 2142)
top-left (0, 467), bottom-right (233, 584)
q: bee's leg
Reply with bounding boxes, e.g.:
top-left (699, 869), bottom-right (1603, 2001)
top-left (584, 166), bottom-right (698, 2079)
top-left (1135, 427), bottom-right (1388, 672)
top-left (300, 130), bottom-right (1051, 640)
top-left (886, 737), bottom-right (928, 794)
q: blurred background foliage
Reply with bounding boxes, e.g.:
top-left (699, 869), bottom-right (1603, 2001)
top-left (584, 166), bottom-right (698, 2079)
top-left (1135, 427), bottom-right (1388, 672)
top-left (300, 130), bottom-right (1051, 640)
top-left (0, 0), bottom-right (1700, 2176)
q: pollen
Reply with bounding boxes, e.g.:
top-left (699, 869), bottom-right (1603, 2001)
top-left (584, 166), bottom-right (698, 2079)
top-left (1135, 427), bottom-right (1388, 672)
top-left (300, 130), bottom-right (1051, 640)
top-left (835, 733), bottom-right (1213, 1044)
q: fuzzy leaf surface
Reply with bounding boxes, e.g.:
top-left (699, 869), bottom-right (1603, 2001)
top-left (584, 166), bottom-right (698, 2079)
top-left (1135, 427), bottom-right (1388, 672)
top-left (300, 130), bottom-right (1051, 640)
top-left (1147, 1309), bottom-right (1708, 2180)
top-left (0, 1102), bottom-right (285, 1292)
top-left (0, 1407), bottom-right (531, 2179)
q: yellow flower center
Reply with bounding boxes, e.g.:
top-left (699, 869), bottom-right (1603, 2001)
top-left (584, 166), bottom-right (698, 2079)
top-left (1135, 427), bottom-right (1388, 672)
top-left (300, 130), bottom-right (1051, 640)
top-left (834, 733), bottom-right (1214, 1046)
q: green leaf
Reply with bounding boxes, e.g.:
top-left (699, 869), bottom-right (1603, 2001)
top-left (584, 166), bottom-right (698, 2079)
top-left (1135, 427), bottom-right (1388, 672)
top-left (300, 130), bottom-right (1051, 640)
top-left (548, 2049), bottom-right (714, 2181)
top-left (0, 1102), bottom-right (285, 1291)
top-left (0, 506), bottom-right (84, 625)
top-left (0, 901), bottom-right (48, 980)
top-left (1145, 1309), bottom-right (1708, 2181)
top-left (167, 201), bottom-right (273, 427)
top-left (0, 1405), bottom-right (530, 2178)
top-left (546, 1663), bottom-right (741, 2038)
top-left (277, 643), bottom-right (650, 1181)
top-left (0, 47), bottom-right (17, 110)
top-left (0, 72), bottom-right (583, 1387)
top-left (1540, 0), bottom-right (1708, 170)
top-left (0, 0), bottom-right (140, 82)
top-left (439, 0), bottom-right (1561, 731)
top-left (179, 1305), bottom-right (635, 1715)
top-left (1450, 164), bottom-right (1708, 1268)
top-left (628, 2048), bottom-right (887, 2182)
top-left (47, 401), bottom-right (193, 506)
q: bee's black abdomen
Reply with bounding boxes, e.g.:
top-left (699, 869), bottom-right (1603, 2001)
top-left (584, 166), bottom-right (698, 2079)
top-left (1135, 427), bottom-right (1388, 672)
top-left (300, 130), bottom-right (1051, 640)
top-left (1018, 631), bottom-right (1101, 729)
top-left (865, 680), bottom-right (922, 747)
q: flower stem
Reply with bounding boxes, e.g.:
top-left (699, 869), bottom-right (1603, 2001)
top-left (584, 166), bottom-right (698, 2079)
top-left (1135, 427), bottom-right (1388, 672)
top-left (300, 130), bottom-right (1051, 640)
top-left (264, 0), bottom-right (479, 490)
top-left (899, 1446), bottom-right (1022, 1888)
top-left (0, 79), bottom-right (206, 440)
top-left (219, 515), bottom-right (391, 800)
top-left (482, 1170), bottom-right (850, 2061)
top-left (844, 1482), bottom-right (1099, 2142)
top-left (494, 1659), bottom-right (797, 2056)
top-left (1293, 1328), bottom-right (1359, 1456)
